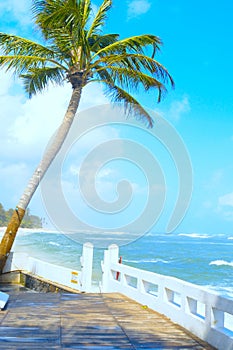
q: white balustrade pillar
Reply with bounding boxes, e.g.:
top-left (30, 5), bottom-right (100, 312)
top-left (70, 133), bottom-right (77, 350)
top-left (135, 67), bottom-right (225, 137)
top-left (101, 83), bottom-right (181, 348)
top-left (101, 244), bottom-right (119, 293)
top-left (80, 242), bottom-right (94, 292)
top-left (212, 307), bottom-right (224, 329)
top-left (109, 244), bottom-right (119, 263)
top-left (3, 252), bottom-right (29, 273)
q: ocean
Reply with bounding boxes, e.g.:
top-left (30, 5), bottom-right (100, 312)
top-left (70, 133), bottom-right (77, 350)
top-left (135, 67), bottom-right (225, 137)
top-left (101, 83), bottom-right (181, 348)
top-left (1, 228), bottom-right (233, 299)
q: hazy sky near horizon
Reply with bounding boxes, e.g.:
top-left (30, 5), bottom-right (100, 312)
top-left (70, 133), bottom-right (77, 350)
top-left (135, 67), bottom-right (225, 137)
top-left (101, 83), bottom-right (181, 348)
top-left (0, 0), bottom-right (233, 236)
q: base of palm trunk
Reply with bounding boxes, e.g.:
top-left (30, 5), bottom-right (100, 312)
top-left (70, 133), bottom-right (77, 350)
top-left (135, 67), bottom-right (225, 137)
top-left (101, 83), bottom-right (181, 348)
top-left (0, 207), bottom-right (25, 273)
top-left (0, 255), bottom-right (8, 273)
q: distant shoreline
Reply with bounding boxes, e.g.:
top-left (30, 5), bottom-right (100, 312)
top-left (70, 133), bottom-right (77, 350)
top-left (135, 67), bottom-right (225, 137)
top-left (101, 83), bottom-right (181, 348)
top-left (0, 227), bottom-right (59, 236)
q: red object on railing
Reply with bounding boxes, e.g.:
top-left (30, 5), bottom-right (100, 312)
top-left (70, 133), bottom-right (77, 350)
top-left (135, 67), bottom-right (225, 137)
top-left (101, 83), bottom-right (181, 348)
top-left (116, 256), bottom-right (122, 280)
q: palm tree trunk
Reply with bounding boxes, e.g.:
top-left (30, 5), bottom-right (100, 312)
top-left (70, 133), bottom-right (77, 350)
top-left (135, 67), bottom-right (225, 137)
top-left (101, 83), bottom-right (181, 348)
top-left (0, 85), bottom-right (82, 273)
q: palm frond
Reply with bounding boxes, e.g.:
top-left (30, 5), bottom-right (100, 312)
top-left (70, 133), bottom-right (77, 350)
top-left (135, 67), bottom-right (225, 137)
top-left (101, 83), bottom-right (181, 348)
top-left (87, 0), bottom-right (112, 37)
top-left (90, 63), bottom-right (114, 83)
top-left (32, 0), bottom-right (92, 68)
top-left (89, 33), bottom-right (119, 52)
top-left (101, 80), bottom-right (154, 128)
top-left (0, 55), bottom-right (48, 74)
top-left (32, 0), bottom-right (72, 31)
top-left (0, 33), bottom-right (56, 59)
top-left (91, 53), bottom-right (174, 89)
top-left (32, 0), bottom-right (91, 36)
top-left (80, 0), bottom-right (92, 28)
top-left (93, 34), bottom-right (162, 58)
top-left (96, 65), bottom-right (166, 99)
top-left (21, 66), bottom-right (65, 97)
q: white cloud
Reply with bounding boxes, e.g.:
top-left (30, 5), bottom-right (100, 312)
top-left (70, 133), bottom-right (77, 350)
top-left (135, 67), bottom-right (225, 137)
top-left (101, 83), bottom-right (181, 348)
top-left (0, 70), bottom-right (109, 162)
top-left (0, 0), bottom-right (32, 28)
top-left (127, 0), bottom-right (151, 19)
top-left (9, 84), bottom-right (71, 146)
top-left (216, 192), bottom-right (233, 222)
top-left (0, 71), bottom-right (14, 94)
top-left (79, 84), bottom-right (109, 110)
top-left (0, 81), bottom-right (72, 162)
top-left (168, 96), bottom-right (190, 121)
top-left (219, 192), bottom-right (233, 207)
top-left (98, 167), bottom-right (116, 179)
top-left (0, 70), bottom-right (110, 211)
top-left (0, 162), bottom-right (31, 207)
top-left (203, 169), bottom-right (224, 191)
top-left (202, 200), bottom-right (213, 209)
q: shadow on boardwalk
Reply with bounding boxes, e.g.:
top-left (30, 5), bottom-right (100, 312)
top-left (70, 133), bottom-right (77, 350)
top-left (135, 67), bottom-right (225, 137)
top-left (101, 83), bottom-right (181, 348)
top-left (0, 284), bottom-right (216, 349)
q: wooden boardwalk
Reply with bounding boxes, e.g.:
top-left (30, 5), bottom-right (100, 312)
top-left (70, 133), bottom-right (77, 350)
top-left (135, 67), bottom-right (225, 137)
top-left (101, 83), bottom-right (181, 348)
top-left (0, 284), bottom-right (216, 349)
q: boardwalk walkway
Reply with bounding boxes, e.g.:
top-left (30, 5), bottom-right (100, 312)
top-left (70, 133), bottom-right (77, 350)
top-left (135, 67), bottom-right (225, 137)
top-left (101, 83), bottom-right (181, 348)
top-left (0, 284), bottom-right (216, 349)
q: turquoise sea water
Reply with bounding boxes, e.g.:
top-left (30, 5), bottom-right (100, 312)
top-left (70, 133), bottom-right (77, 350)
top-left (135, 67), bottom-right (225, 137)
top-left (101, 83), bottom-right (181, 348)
top-left (3, 228), bottom-right (233, 299)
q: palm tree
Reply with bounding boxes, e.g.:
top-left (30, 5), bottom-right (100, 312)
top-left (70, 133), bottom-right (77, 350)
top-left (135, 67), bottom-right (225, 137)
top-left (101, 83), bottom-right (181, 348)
top-left (0, 0), bottom-right (174, 271)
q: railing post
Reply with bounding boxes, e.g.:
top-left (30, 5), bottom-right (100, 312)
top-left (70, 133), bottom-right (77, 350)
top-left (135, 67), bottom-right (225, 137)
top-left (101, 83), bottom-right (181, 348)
top-left (3, 252), bottom-right (29, 273)
top-left (80, 242), bottom-right (93, 292)
top-left (212, 307), bottom-right (224, 329)
top-left (101, 244), bottom-right (119, 293)
top-left (137, 278), bottom-right (145, 294)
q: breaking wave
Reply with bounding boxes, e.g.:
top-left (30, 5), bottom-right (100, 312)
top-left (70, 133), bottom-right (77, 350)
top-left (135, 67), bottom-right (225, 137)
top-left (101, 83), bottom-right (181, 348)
top-left (178, 233), bottom-right (211, 239)
top-left (209, 260), bottom-right (233, 267)
top-left (123, 258), bottom-right (171, 264)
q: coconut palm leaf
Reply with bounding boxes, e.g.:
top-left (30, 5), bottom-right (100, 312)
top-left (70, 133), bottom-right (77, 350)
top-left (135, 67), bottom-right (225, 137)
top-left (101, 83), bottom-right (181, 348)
top-left (0, 55), bottom-right (48, 74)
top-left (0, 33), bottom-right (56, 59)
top-left (93, 34), bottom-right (162, 58)
top-left (32, 0), bottom-right (90, 36)
top-left (21, 66), bottom-right (65, 97)
top-left (96, 65), bottom-right (165, 95)
top-left (103, 82), bottom-right (154, 127)
top-left (89, 33), bottom-right (119, 52)
top-left (116, 54), bottom-right (173, 85)
top-left (87, 0), bottom-right (112, 37)
top-left (91, 53), bottom-right (174, 89)
top-left (94, 68), bottom-right (154, 126)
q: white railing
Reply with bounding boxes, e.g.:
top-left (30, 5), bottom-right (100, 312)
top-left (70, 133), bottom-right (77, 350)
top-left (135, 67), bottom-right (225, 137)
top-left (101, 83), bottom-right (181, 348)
top-left (3, 242), bottom-right (94, 292)
top-left (101, 244), bottom-right (233, 350)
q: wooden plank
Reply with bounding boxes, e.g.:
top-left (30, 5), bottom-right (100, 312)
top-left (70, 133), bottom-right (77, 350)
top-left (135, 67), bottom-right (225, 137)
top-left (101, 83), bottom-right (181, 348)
top-left (0, 285), bottom-right (216, 349)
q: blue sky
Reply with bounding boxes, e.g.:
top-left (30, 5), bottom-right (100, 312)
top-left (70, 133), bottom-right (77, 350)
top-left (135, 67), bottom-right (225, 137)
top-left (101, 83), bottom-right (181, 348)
top-left (0, 0), bottom-right (233, 237)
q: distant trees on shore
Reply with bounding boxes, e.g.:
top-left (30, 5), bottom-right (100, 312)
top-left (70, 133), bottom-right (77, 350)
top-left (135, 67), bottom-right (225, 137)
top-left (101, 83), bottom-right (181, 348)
top-left (0, 203), bottom-right (42, 228)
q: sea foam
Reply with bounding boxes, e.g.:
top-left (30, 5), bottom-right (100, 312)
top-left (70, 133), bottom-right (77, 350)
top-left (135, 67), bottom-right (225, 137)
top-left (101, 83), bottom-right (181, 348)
top-left (178, 233), bottom-right (211, 239)
top-left (123, 258), bottom-right (170, 264)
top-left (209, 260), bottom-right (233, 267)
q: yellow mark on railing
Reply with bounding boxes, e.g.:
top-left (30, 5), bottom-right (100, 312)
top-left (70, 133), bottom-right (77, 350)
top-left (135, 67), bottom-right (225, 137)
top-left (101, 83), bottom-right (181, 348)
top-left (71, 271), bottom-right (78, 284)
